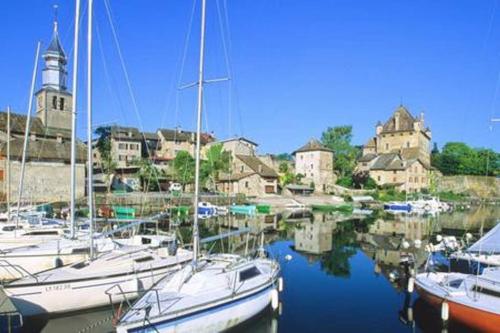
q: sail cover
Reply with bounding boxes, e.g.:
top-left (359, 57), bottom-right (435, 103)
top-left (467, 222), bottom-right (500, 254)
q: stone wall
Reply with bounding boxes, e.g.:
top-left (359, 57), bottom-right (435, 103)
top-left (0, 160), bottom-right (85, 203)
top-left (437, 175), bottom-right (500, 199)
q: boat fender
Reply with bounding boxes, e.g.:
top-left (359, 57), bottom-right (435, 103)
top-left (424, 204), bottom-right (431, 211)
top-left (271, 289), bottom-right (279, 310)
top-left (54, 257), bottom-right (63, 268)
top-left (465, 233), bottom-right (473, 241)
top-left (278, 302), bottom-right (283, 316)
top-left (407, 307), bottom-right (413, 322)
top-left (414, 240), bottom-right (422, 249)
top-left (278, 277), bottom-right (284, 292)
top-left (402, 240), bottom-right (410, 249)
top-left (284, 254), bottom-right (293, 262)
top-left (436, 234), bottom-right (443, 242)
top-left (441, 301), bottom-right (449, 322)
top-left (407, 277), bottom-right (415, 293)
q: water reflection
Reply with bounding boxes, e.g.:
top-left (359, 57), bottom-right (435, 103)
top-left (20, 205), bottom-right (499, 332)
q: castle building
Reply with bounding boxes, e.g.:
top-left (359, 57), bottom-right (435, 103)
top-left (357, 105), bottom-right (432, 192)
top-left (293, 139), bottom-right (335, 193)
top-left (0, 16), bottom-right (86, 203)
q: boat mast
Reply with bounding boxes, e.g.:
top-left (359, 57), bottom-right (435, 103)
top-left (87, 0), bottom-right (95, 259)
top-left (192, 0), bottom-right (208, 266)
top-left (70, 0), bottom-right (81, 239)
top-left (6, 106), bottom-right (10, 223)
top-left (16, 42), bottom-right (41, 227)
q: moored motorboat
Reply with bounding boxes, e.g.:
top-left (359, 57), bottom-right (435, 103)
top-left (384, 202), bottom-right (412, 213)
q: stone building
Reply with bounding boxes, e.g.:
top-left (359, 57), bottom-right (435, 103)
top-left (0, 19), bottom-right (86, 203)
top-left (357, 105), bottom-right (432, 192)
top-left (157, 128), bottom-right (214, 161)
top-left (213, 137), bottom-right (278, 196)
top-left (108, 126), bottom-right (142, 167)
top-left (204, 137), bottom-right (257, 158)
top-left (293, 139), bottom-right (335, 193)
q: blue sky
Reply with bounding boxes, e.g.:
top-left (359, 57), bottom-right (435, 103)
top-left (1, 0), bottom-right (500, 153)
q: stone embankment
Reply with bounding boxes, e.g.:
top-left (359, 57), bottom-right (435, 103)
top-left (437, 176), bottom-right (500, 200)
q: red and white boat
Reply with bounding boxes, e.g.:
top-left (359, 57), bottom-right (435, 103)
top-left (415, 267), bottom-right (500, 332)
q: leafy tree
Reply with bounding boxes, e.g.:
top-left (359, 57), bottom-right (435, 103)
top-left (278, 162), bottom-right (289, 173)
top-left (321, 125), bottom-right (361, 177)
top-left (202, 144), bottom-right (232, 190)
top-left (94, 126), bottom-right (116, 192)
top-left (133, 158), bottom-right (161, 191)
top-left (173, 151), bottom-right (195, 188)
top-left (352, 171), bottom-right (377, 189)
top-left (435, 142), bottom-right (499, 176)
top-left (275, 153), bottom-right (293, 161)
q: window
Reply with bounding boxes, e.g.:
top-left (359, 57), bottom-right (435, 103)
top-left (406, 142), bottom-right (410, 148)
top-left (239, 266), bottom-right (261, 281)
top-left (52, 96), bottom-right (58, 108)
top-left (393, 171), bottom-right (396, 174)
top-left (240, 166), bottom-right (244, 172)
top-left (0, 170), bottom-right (4, 181)
top-left (385, 144), bottom-right (389, 150)
top-left (245, 181), bottom-right (249, 188)
top-left (59, 97), bottom-right (65, 110)
top-left (409, 177), bottom-right (413, 183)
top-left (377, 176), bottom-right (381, 181)
top-left (134, 256), bottom-right (154, 263)
top-left (310, 163), bottom-right (313, 169)
top-left (393, 177), bottom-right (396, 182)
top-left (119, 143), bottom-right (127, 150)
top-left (362, 163), bottom-right (367, 167)
top-left (119, 155), bottom-right (126, 161)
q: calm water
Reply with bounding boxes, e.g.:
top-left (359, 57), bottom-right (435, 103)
top-left (21, 205), bottom-right (500, 333)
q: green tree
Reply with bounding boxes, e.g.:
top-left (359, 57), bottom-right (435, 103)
top-left (133, 158), bottom-right (161, 191)
top-left (278, 162), bottom-right (289, 173)
top-left (202, 144), bottom-right (232, 190)
top-left (275, 153), bottom-right (293, 161)
top-left (321, 125), bottom-right (360, 177)
top-left (173, 151), bottom-right (195, 188)
top-left (437, 142), bottom-right (499, 176)
top-left (94, 126), bottom-right (116, 192)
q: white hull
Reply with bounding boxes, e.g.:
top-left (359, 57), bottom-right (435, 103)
top-left (0, 252), bottom-right (88, 280)
top-left (6, 264), bottom-right (181, 316)
top-left (117, 286), bottom-right (275, 333)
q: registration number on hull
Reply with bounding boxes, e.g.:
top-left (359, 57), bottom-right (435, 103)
top-left (45, 283), bottom-right (71, 292)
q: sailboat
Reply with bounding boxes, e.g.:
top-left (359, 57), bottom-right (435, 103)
top-left (0, 2), bottom-right (179, 281)
top-left (449, 222), bottom-right (500, 271)
top-left (3, 0), bottom-right (192, 315)
top-left (115, 1), bottom-right (281, 331)
top-left (414, 267), bottom-right (500, 331)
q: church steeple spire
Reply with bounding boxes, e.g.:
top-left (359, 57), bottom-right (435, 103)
top-left (42, 4), bottom-right (67, 91)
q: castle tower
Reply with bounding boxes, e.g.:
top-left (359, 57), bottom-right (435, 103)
top-left (35, 9), bottom-right (72, 136)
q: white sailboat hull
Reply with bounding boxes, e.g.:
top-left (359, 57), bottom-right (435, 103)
top-left (6, 264), bottom-right (180, 316)
top-left (0, 252), bottom-right (88, 280)
top-left (117, 285), bottom-right (275, 333)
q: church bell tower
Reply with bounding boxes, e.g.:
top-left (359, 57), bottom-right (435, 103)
top-left (36, 7), bottom-right (72, 137)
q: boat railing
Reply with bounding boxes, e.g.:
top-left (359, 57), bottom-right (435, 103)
top-left (105, 283), bottom-right (137, 324)
top-left (0, 260), bottom-right (39, 283)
